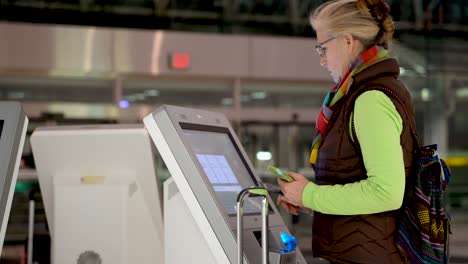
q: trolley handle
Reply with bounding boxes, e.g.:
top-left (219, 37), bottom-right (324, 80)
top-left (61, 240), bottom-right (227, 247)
top-left (236, 187), bottom-right (269, 264)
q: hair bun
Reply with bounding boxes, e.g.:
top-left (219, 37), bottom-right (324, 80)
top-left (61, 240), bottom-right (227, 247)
top-left (368, 1), bottom-right (390, 23)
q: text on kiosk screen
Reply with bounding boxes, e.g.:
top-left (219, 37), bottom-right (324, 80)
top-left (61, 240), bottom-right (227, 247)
top-left (183, 129), bottom-right (263, 215)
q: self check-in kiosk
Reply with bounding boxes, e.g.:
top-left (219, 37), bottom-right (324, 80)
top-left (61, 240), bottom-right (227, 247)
top-left (144, 105), bottom-right (307, 264)
top-left (0, 102), bottom-right (28, 254)
top-left (31, 125), bottom-right (163, 264)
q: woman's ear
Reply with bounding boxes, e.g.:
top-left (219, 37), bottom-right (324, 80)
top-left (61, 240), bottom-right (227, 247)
top-left (342, 33), bottom-right (354, 49)
top-left (343, 33), bottom-right (364, 57)
top-left (342, 33), bottom-right (363, 67)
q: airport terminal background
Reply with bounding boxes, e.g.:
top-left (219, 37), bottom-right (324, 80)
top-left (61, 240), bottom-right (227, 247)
top-left (0, 0), bottom-right (468, 263)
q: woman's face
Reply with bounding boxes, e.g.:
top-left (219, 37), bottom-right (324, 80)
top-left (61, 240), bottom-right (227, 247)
top-left (316, 30), bottom-right (350, 84)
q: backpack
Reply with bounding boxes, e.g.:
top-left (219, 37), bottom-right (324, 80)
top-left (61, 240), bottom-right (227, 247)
top-left (355, 85), bottom-right (452, 264)
top-left (396, 143), bottom-right (451, 264)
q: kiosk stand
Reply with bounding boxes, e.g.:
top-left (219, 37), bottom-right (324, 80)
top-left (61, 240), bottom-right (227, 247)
top-left (164, 178), bottom-right (228, 263)
top-left (144, 105), bottom-right (307, 264)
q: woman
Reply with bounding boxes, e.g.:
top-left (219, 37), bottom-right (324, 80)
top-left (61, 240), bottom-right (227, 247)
top-left (277, 0), bottom-right (416, 263)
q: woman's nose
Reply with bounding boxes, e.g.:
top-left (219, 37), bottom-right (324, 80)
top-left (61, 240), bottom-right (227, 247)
top-left (320, 56), bottom-right (327, 67)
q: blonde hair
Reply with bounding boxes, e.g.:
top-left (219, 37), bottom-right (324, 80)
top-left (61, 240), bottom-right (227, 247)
top-left (310, 0), bottom-right (394, 49)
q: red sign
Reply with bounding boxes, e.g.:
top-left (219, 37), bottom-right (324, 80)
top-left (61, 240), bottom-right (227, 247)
top-left (169, 53), bottom-right (190, 70)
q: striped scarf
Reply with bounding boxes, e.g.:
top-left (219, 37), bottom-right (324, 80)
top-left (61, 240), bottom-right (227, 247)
top-left (309, 45), bottom-right (388, 164)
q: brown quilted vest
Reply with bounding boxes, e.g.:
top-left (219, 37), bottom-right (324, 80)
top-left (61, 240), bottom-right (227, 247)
top-left (312, 58), bottom-right (416, 264)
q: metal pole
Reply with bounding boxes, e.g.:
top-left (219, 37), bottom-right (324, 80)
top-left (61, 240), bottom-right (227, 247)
top-left (112, 78), bottom-right (123, 106)
top-left (261, 197), bottom-right (269, 264)
top-left (27, 200), bottom-right (35, 264)
top-left (237, 191), bottom-right (249, 264)
top-left (233, 78), bottom-right (242, 136)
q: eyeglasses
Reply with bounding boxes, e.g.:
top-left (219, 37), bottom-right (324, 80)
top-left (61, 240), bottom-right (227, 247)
top-left (315, 37), bottom-right (336, 57)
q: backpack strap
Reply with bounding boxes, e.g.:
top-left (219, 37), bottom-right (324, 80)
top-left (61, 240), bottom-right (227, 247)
top-left (350, 85), bottom-right (423, 151)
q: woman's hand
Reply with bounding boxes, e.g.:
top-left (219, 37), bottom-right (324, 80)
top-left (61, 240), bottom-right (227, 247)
top-left (277, 171), bottom-right (312, 214)
top-left (277, 195), bottom-right (300, 215)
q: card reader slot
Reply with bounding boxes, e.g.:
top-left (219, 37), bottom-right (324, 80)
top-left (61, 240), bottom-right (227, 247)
top-left (252, 230), bottom-right (279, 249)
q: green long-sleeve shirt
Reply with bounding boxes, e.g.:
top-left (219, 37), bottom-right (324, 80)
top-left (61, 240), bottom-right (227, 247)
top-left (302, 90), bottom-right (405, 215)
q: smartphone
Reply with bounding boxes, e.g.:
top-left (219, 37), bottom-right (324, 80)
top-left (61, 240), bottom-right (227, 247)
top-left (268, 166), bottom-right (294, 182)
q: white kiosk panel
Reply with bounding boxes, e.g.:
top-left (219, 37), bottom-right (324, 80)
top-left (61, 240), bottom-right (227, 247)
top-left (31, 125), bottom-right (163, 264)
top-left (144, 105), bottom-right (307, 264)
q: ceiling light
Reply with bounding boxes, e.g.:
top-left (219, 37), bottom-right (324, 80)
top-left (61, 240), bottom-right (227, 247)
top-left (421, 88), bottom-right (431, 102)
top-left (221, 98), bottom-right (233, 105)
top-left (256, 151), bottom-right (272, 161)
top-left (144, 89), bottom-right (160, 96)
top-left (251, 91), bottom-right (267, 100)
top-left (119, 100), bottom-right (130, 108)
